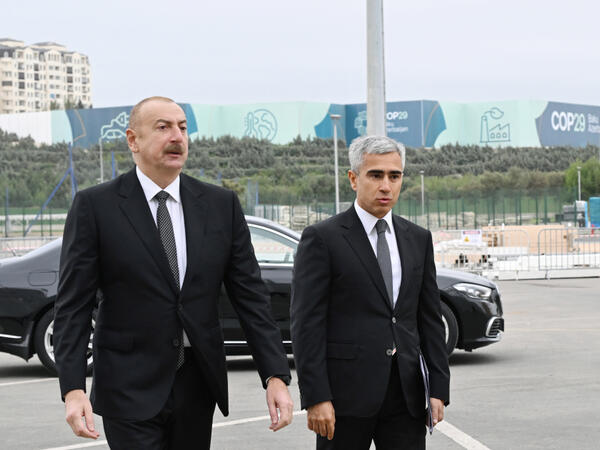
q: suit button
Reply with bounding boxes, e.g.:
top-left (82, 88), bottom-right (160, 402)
top-left (386, 349), bottom-right (394, 356)
top-left (178, 303), bottom-right (183, 311)
top-left (172, 338), bottom-right (180, 347)
top-left (392, 317), bottom-right (397, 324)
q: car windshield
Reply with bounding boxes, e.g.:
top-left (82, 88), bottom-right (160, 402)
top-left (249, 225), bottom-right (297, 264)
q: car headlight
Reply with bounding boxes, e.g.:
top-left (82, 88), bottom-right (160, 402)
top-left (453, 283), bottom-right (492, 301)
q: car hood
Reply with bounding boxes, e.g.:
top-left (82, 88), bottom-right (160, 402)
top-left (436, 267), bottom-right (497, 290)
top-left (0, 238), bottom-right (62, 274)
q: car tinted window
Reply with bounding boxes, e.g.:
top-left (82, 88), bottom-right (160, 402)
top-left (249, 225), bottom-right (297, 264)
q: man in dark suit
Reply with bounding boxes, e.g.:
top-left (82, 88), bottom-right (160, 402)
top-left (290, 135), bottom-right (450, 449)
top-left (54, 96), bottom-right (293, 449)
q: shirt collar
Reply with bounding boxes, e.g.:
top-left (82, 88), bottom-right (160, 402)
top-left (354, 199), bottom-right (394, 235)
top-left (136, 166), bottom-right (181, 204)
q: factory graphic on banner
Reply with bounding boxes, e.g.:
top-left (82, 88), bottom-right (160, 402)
top-left (480, 107), bottom-right (511, 144)
top-left (100, 111), bottom-right (129, 141)
top-left (244, 109), bottom-right (278, 141)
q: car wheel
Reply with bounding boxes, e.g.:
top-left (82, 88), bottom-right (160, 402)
top-left (440, 302), bottom-right (458, 355)
top-left (34, 309), bottom-right (95, 376)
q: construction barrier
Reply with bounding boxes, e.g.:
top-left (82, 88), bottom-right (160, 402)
top-left (537, 228), bottom-right (600, 271)
top-left (433, 228), bottom-right (531, 274)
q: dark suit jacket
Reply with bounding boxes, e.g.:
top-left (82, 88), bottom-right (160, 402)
top-left (290, 206), bottom-right (450, 418)
top-left (54, 168), bottom-right (290, 421)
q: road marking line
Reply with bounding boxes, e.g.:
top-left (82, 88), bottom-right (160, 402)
top-left (42, 411), bottom-right (308, 449)
top-left (42, 441), bottom-right (108, 450)
top-left (42, 412), bottom-right (491, 450)
top-left (213, 409), bottom-right (306, 428)
top-left (437, 421), bottom-right (492, 450)
top-left (0, 377), bottom-right (55, 387)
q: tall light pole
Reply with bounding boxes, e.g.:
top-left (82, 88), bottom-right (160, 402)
top-left (420, 170), bottom-right (425, 224)
top-left (577, 166), bottom-right (581, 201)
top-left (331, 114), bottom-right (342, 214)
top-left (366, 0), bottom-right (386, 135)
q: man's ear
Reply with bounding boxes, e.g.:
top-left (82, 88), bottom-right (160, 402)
top-left (348, 170), bottom-right (358, 192)
top-left (126, 128), bottom-right (138, 153)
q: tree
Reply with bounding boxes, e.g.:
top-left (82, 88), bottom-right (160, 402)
top-left (565, 158), bottom-right (600, 200)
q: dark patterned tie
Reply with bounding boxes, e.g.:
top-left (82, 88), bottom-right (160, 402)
top-left (376, 219), bottom-right (394, 308)
top-left (155, 190), bottom-right (185, 369)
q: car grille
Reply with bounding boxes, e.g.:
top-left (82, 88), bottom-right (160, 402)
top-left (486, 317), bottom-right (504, 338)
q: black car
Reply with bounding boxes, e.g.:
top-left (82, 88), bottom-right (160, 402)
top-left (0, 216), bottom-right (504, 374)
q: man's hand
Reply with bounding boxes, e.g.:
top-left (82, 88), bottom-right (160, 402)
top-left (266, 377), bottom-right (293, 431)
top-left (307, 400), bottom-right (335, 440)
top-left (64, 389), bottom-right (100, 439)
top-left (430, 397), bottom-right (444, 427)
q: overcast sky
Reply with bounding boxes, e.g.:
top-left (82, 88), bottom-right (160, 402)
top-left (4, 0), bottom-right (599, 108)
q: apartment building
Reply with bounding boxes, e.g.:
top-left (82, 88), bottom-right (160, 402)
top-left (0, 38), bottom-right (92, 114)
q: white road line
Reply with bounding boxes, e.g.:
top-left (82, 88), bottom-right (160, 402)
top-left (0, 377), bottom-right (55, 387)
top-left (42, 441), bottom-right (108, 450)
top-left (42, 412), bottom-right (491, 450)
top-left (41, 411), bottom-right (308, 450)
top-left (437, 421), bottom-right (492, 450)
top-left (213, 409), bottom-right (306, 428)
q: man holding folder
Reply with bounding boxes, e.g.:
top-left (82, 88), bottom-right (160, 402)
top-left (291, 135), bottom-right (450, 449)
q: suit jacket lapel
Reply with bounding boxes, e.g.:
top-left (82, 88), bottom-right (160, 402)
top-left (341, 206), bottom-right (392, 311)
top-left (179, 174), bottom-right (207, 292)
top-left (118, 169), bottom-right (179, 295)
top-left (393, 215), bottom-right (411, 312)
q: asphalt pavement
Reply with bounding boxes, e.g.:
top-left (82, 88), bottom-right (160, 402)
top-left (0, 277), bottom-right (599, 449)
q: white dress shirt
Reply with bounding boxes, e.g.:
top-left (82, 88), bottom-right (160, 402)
top-left (136, 166), bottom-right (190, 345)
top-left (354, 200), bottom-right (402, 306)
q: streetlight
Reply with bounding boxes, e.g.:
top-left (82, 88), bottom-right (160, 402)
top-left (577, 166), bottom-right (581, 201)
top-left (366, 0), bottom-right (386, 135)
top-left (420, 170), bottom-right (425, 224)
top-left (330, 114), bottom-right (342, 214)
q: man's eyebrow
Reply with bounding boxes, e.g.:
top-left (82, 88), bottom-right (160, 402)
top-left (153, 119), bottom-right (187, 125)
top-left (366, 169), bottom-right (403, 174)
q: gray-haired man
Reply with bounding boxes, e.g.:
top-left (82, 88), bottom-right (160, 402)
top-left (291, 135), bottom-right (450, 449)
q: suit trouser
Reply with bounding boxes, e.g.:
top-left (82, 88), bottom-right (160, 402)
top-left (317, 358), bottom-right (426, 450)
top-left (102, 348), bottom-right (216, 450)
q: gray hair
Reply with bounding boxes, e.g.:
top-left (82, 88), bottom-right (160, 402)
top-left (348, 135), bottom-right (406, 173)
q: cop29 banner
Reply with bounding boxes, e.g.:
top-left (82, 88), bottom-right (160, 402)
top-left (432, 100), bottom-right (549, 148)
top-left (2, 99), bottom-right (600, 149)
top-left (535, 101), bottom-right (600, 147)
top-left (341, 100), bottom-right (446, 147)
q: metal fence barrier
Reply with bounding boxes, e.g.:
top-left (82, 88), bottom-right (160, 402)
top-left (2, 224), bottom-right (599, 279)
top-left (252, 203), bottom-right (350, 231)
top-left (434, 226), bottom-right (600, 278)
top-left (538, 228), bottom-right (600, 271)
top-left (433, 228), bottom-right (531, 275)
